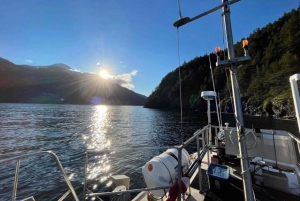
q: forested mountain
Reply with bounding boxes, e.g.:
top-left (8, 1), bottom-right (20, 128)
top-left (0, 58), bottom-right (147, 105)
top-left (144, 7), bottom-right (300, 117)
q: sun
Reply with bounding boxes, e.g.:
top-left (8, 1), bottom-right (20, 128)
top-left (99, 70), bottom-right (110, 79)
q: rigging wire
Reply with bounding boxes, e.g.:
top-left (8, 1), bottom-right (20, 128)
top-left (208, 55), bottom-right (221, 129)
top-left (177, 28), bottom-right (184, 143)
top-left (176, 0), bottom-right (184, 144)
top-left (225, 69), bottom-right (234, 114)
top-left (221, 13), bottom-right (227, 60)
top-left (231, 63), bottom-right (243, 127)
top-left (218, 93), bottom-right (223, 127)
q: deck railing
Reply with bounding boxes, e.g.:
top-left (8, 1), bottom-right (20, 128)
top-left (84, 124), bottom-right (222, 201)
top-left (0, 151), bottom-right (80, 201)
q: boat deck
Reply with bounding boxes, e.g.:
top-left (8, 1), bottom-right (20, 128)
top-left (132, 151), bottom-right (300, 201)
top-left (132, 187), bottom-right (205, 201)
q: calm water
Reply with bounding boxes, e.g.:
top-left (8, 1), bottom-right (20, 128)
top-left (0, 104), bottom-right (298, 201)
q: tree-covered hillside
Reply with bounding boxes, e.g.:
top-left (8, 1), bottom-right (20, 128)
top-left (144, 7), bottom-right (300, 117)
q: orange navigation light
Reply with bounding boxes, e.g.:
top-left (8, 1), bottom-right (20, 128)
top-left (242, 39), bottom-right (249, 49)
top-left (215, 46), bottom-right (221, 55)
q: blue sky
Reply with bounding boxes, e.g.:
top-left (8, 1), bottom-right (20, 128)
top-left (0, 0), bottom-right (299, 96)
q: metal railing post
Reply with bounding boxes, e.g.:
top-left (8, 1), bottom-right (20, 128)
top-left (1, 151), bottom-right (80, 201)
top-left (177, 147), bottom-right (182, 201)
top-left (49, 152), bottom-right (80, 201)
top-left (196, 135), bottom-right (202, 192)
top-left (206, 129), bottom-right (209, 165)
top-left (12, 160), bottom-right (21, 201)
top-left (83, 152), bottom-right (88, 201)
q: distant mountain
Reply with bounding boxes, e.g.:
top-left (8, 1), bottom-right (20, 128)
top-left (144, 6), bottom-right (300, 118)
top-left (0, 57), bottom-right (147, 105)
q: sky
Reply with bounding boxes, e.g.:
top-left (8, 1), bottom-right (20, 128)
top-left (0, 0), bottom-right (299, 96)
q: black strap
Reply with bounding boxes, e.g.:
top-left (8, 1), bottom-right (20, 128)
top-left (164, 151), bottom-right (178, 162)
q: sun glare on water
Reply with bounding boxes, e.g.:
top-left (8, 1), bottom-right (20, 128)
top-left (99, 70), bottom-right (110, 79)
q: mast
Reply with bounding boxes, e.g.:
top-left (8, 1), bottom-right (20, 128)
top-left (173, 1), bottom-right (254, 200)
top-left (221, 1), bottom-right (254, 200)
top-left (222, 1), bottom-right (243, 123)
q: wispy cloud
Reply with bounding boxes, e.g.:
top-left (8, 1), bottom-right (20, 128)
top-left (109, 70), bottom-right (138, 89)
top-left (120, 61), bottom-right (123, 63)
top-left (130, 70), bottom-right (137, 76)
top-left (25, 59), bottom-right (33, 63)
top-left (96, 62), bottom-right (100, 66)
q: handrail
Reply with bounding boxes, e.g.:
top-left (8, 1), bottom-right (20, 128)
top-left (0, 151), bottom-right (79, 201)
top-left (87, 186), bottom-right (172, 197)
top-left (177, 125), bottom-right (210, 201)
top-left (86, 146), bottom-right (174, 153)
top-left (288, 132), bottom-right (300, 144)
top-left (181, 125), bottom-right (209, 148)
top-left (288, 132), bottom-right (300, 165)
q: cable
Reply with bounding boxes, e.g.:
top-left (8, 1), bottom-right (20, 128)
top-left (209, 55), bottom-right (221, 130)
top-left (221, 12), bottom-right (227, 60)
top-left (218, 93), bottom-right (223, 129)
top-left (176, 28), bottom-right (183, 144)
top-left (225, 69), bottom-right (234, 113)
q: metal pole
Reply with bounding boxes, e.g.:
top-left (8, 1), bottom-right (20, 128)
top-left (207, 100), bottom-right (211, 165)
top-left (12, 160), bottom-right (20, 201)
top-left (222, 1), bottom-right (254, 200)
top-left (290, 74), bottom-right (300, 133)
top-left (177, 147), bottom-right (182, 201)
top-left (88, 186), bottom-right (172, 197)
top-left (83, 152), bottom-right (88, 201)
top-left (196, 135), bottom-right (202, 192)
top-left (289, 74), bottom-right (300, 158)
top-left (50, 152), bottom-right (80, 201)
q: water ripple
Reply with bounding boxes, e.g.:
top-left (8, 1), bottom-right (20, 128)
top-left (0, 104), bottom-right (202, 200)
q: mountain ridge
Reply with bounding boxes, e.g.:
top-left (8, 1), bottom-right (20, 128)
top-left (0, 57), bottom-right (147, 105)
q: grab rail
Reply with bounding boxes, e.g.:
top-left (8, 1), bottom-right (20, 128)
top-left (288, 132), bottom-right (300, 144)
top-left (0, 151), bottom-right (79, 201)
top-left (84, 125), bottom-right (219, 201)
top-left (88, 186), bottom-right (172, 197)
top-left (288, 132), bottom-right (300, 166)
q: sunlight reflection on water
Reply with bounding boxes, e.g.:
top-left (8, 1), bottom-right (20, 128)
top-left (83, 105), bottom-right (111, 150)
top-left (83, 105), bottom-right (113, 195)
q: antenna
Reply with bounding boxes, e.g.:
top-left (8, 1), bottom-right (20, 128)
top-left (201, 91), bottom-right (217, 162)
top-left (177, 0), bottom-right (183, 19)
